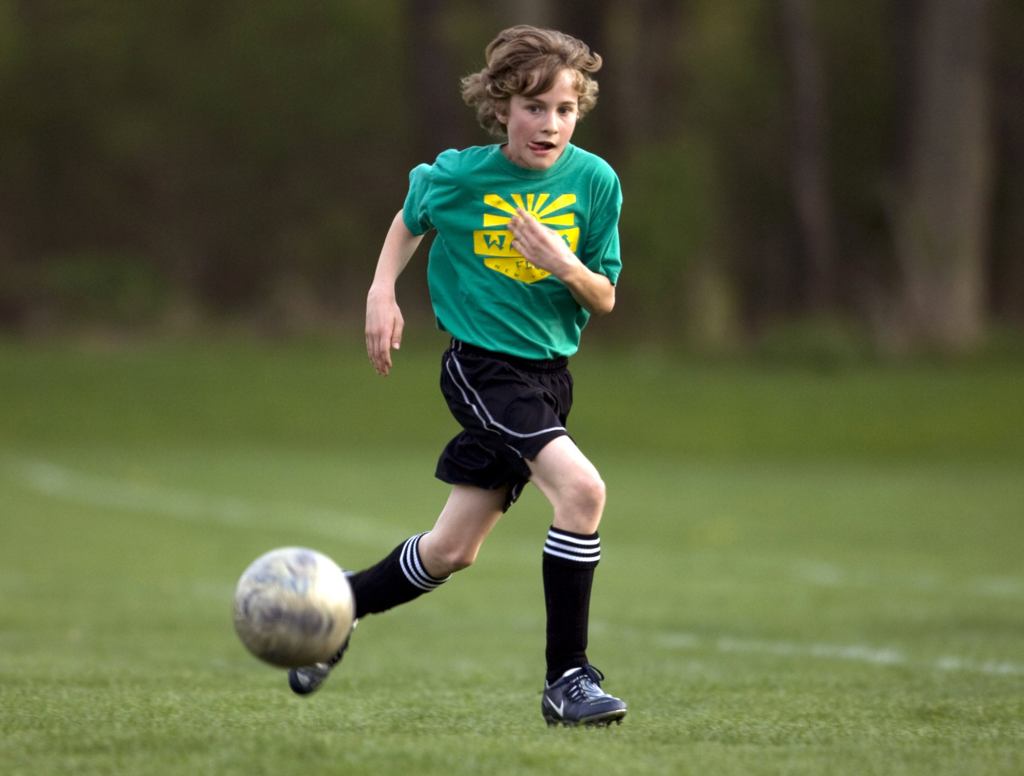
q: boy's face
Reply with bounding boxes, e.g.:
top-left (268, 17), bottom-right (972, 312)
top-left (497, 69), bottom-right (580, 171)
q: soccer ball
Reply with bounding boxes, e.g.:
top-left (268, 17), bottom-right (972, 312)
top-left (233, 547), bottom-right (355, 668)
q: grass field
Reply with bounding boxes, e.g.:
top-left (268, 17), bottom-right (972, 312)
top-left (1, 336), bottom-right (1022, 775)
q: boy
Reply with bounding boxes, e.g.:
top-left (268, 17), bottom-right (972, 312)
top-left (290, 25), bottom-right (626, 727)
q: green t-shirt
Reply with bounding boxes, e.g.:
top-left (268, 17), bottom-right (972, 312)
top-left (402, 143), bottom-right (622, 359)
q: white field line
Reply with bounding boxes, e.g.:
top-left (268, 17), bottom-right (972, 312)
top-left (790, 559), bottom-right (1024, 600)
top-left (8, 458), bottom-right (1021, 680)
top-left (3, 458), bottom-right (395, 548)
top-left (652, 631), bottom-right (1024, 677)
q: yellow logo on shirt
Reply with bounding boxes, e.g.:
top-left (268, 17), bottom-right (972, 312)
top-left (473, 193), bottom-right (580, 284)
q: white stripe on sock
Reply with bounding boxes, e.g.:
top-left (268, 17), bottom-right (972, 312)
top-left (546, 529), bottom-right (601, 547)
top-left (545, 538), bottom-right (601, 557)
top-left (544, 529), bottom-right (601, 565)
top-left (400, 533), bottom-right (450, 592)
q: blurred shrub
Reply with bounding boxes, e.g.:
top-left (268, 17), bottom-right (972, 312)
top-left (25, 253), bottom-right (170, 329)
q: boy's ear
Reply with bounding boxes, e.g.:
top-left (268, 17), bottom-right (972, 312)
top-left (494, 102), bottom-right (509, 125)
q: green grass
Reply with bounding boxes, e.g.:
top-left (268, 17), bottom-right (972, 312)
top-left (1, 336), bottom-right (1022, 775)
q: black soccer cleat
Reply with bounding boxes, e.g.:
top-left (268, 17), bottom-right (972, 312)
top-left (288, 620), bottom-right (357, 696)
top-left (541, 664), bottom-right (627, 727)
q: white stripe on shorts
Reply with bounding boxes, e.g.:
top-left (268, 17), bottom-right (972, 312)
top-left (445, 351), bottom-right (567, 442)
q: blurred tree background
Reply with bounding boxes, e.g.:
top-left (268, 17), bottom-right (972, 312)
top-left (1, 0), bottom-right (1021, 356)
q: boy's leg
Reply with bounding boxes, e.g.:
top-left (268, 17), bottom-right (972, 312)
top-left (418, 484), bottom-right (506, 577)
top-left (290, 484), bottom-right (504, 696)
top-left (529, 435), bottom-right (626, 725)
top-left (527, 436), bottom-right (605, 680)
top-left (350, 484), bottom-right (506, 617)
top-left (527, 435), bottom-right (605, 535)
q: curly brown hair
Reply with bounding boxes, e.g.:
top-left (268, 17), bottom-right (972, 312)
top-left (460, 25), bottom-right (602, 138)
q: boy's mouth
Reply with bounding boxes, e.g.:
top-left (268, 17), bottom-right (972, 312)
top-left (529, 140), bottom-right (557, 152)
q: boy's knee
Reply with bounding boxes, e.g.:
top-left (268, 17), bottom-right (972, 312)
top-left (554, 470), bottom-right (606, 533)
top-left (574, 471), bottom-right (606, 515)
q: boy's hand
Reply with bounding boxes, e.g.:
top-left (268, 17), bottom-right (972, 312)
top-left (508, 208), bottom-right (578, 278)
top-left (508, 208), bottom-right (616, 315)
top-left (365, 287), bottom-right (403, 376)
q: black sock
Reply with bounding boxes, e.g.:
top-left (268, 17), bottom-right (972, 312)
top-left (542, 526), bottom-right (601, 683)
top-left (348, 533), bottom-right (449, 619)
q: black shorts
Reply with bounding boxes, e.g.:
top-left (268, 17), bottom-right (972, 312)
top-left (436, 339), bottom-right (573, 510)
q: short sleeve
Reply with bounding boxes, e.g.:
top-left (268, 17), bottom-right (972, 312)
top-left (583, 166), bottom-right (623, 286)
top-left (402, 163), bottom-right (435, 236)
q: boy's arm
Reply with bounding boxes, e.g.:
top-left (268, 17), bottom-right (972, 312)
top-left (366, 211), bottom-right (425, 376)
top-left (508, 208), bottom-right (616, 315)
